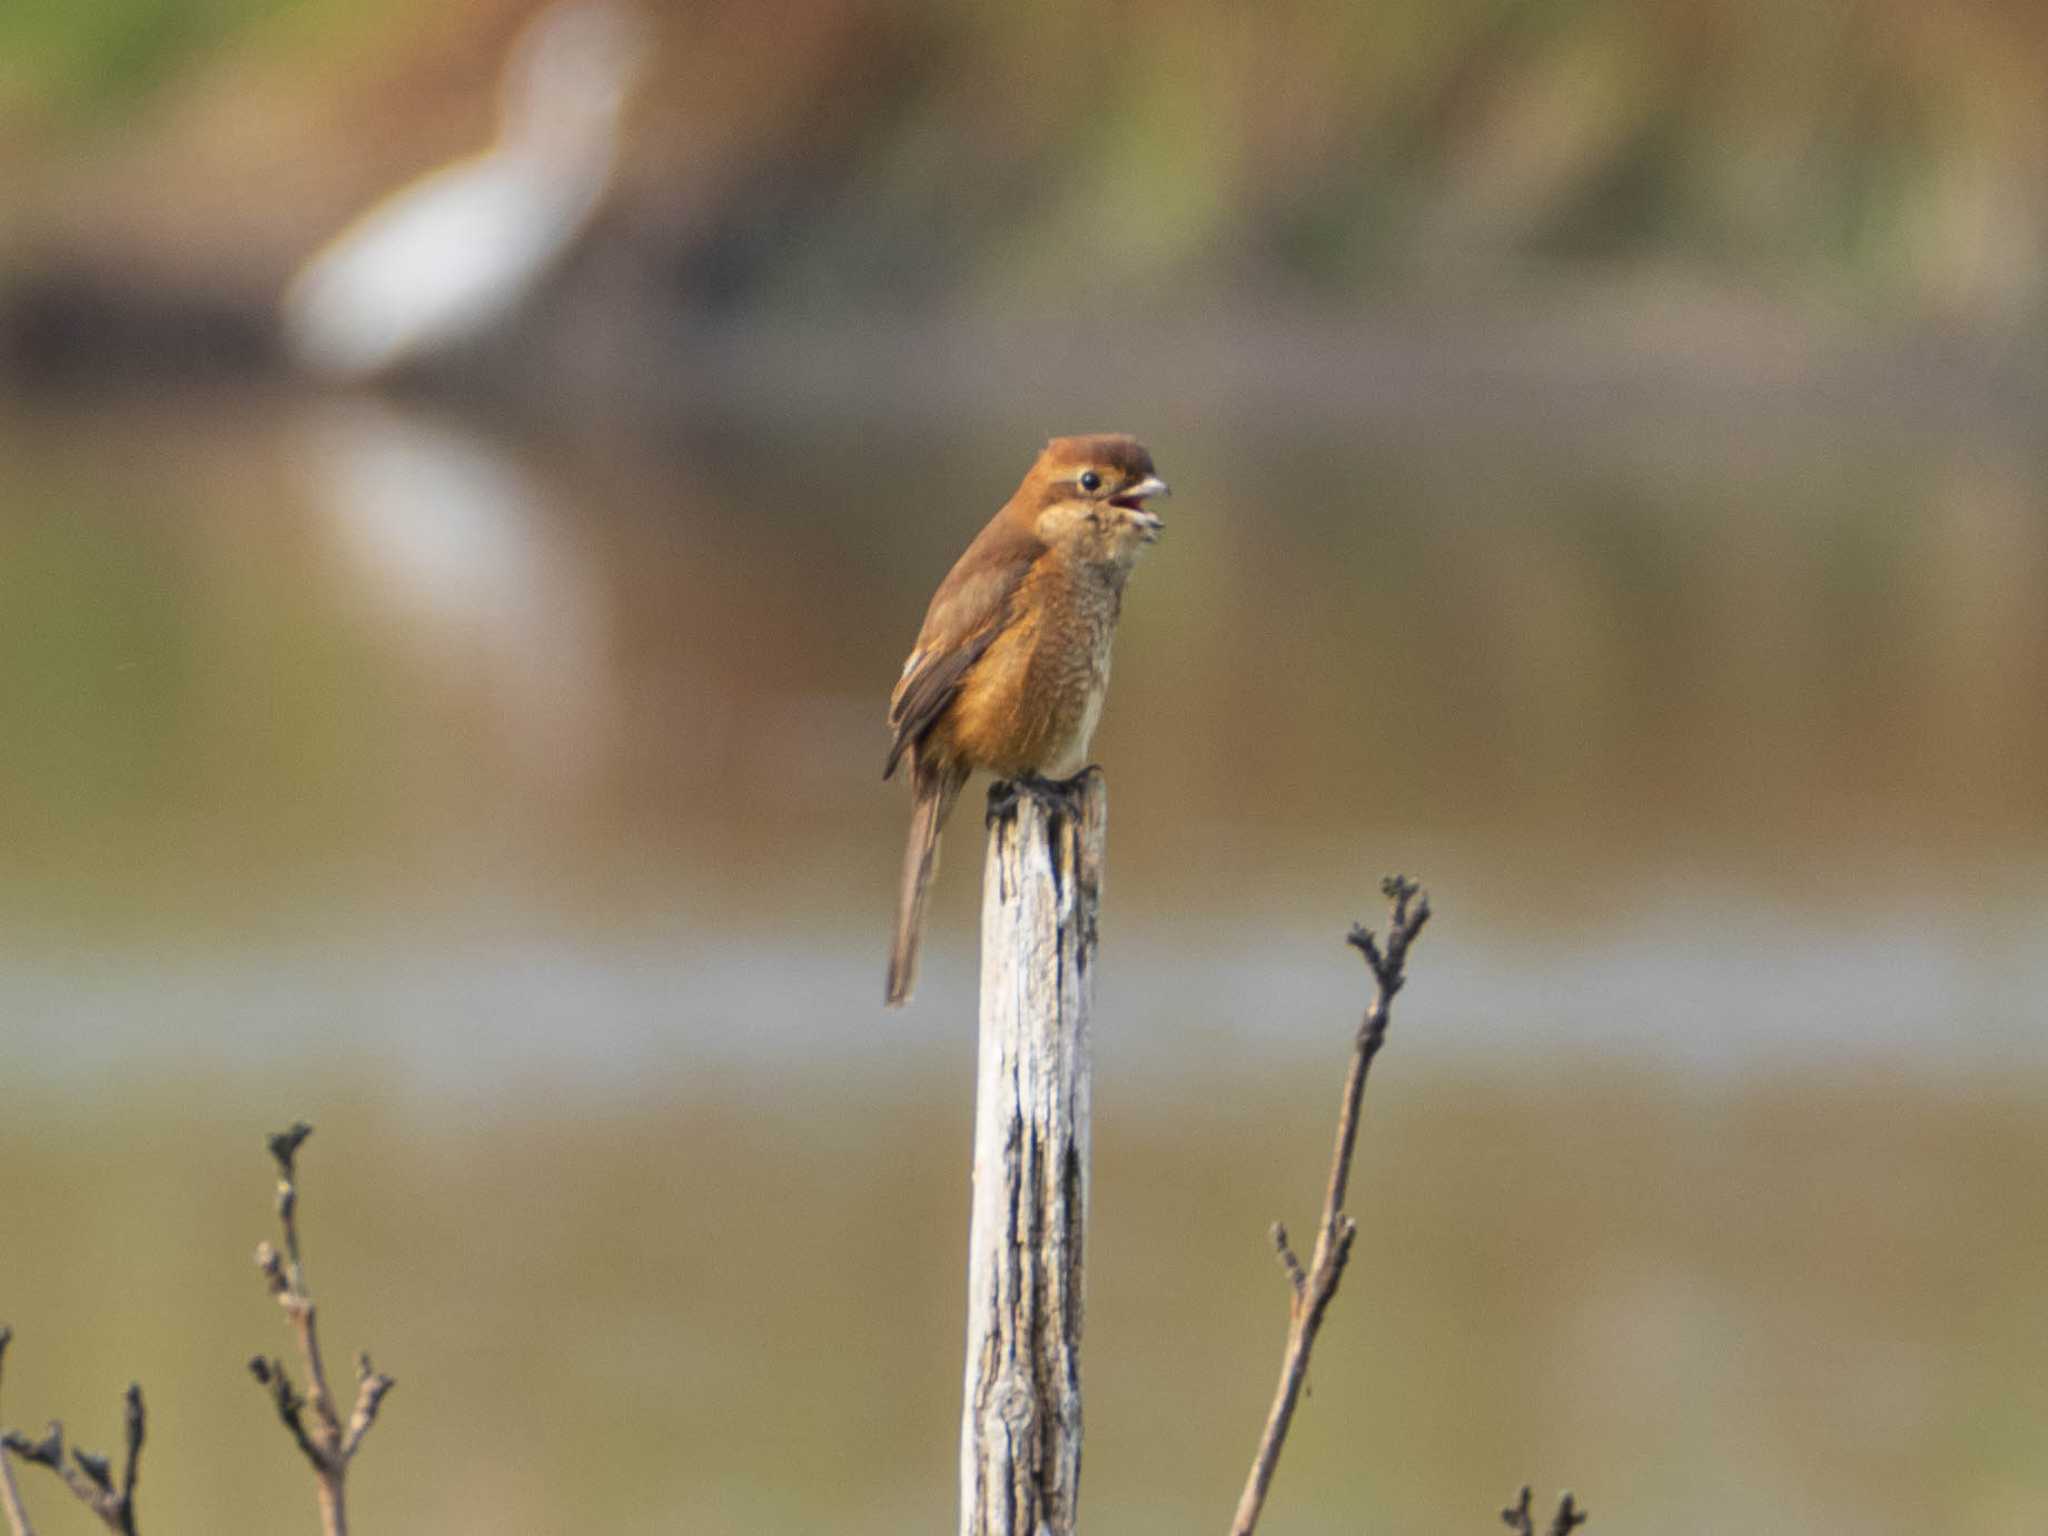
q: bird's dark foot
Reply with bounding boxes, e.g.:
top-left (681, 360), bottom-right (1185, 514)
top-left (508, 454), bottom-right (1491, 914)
top-left (985, 768), bottom-right (1099, 827)
top-left (985, 777), bottom-right (1026, 827)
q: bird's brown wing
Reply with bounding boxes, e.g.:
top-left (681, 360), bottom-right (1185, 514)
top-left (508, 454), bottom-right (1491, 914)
top-left (885, 517), bottom-right (1043, 780)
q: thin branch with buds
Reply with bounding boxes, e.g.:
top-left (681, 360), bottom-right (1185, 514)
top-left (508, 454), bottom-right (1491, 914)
top-left (1501, 1484), bottom-right (1588, 1536)
top-left (0, 1328), bottom-right (31, 1536)
top-left (248, 1122), bottom-right (394, 1536)
top-left (1228, 875), bottom-right (1430, 1536)
top-left (0, 1326), bottom-right (145, 1536)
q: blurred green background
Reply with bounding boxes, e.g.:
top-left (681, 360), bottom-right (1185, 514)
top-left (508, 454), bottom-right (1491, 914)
top-left (2, 3), bottom-right (2046, 1533)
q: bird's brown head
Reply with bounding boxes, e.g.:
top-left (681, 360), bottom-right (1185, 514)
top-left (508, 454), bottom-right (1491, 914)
top-left (1017, 433), bottom-right (1169, 570)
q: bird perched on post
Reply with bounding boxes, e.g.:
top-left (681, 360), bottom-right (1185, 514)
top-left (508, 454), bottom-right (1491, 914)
top-left (885, 434), bottom-right (1169, 1006)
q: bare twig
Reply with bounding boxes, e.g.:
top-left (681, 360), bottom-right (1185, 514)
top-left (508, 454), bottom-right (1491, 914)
top-left (0, 1334), bottom-right (145, 1536)
top-left (249, 1123), bottom-right (394, 1536)
top-left (0, 1327), bottom-right (34, 1536)
top-left (1502, 1484), bottom-right (1588, 1536)
top-left (1228, 875), bottom-right (1430, 1536)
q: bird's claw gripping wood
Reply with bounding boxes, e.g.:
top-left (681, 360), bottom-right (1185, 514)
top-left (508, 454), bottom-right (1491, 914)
top-left (985, 770), bottom-right (1094, 829)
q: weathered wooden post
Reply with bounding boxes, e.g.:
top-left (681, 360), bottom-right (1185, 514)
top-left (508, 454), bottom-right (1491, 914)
top-left (958, 770), bottom-right (1106, 1536)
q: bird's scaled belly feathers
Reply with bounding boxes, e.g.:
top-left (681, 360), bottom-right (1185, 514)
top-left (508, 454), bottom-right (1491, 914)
top-left (1047, 655), bottom-right (1107, 778)
top-left (946, 567), bottom-right (1116, 780)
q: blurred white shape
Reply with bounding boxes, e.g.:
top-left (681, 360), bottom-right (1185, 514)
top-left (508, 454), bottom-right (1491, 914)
top-left (296, 397), bottom-right (620, 788)
top-left (282, 0), bottom-right (650, 380)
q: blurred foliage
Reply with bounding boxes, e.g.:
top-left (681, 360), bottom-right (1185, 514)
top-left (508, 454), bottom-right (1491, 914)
top-left (622, 0), bottom-right (2048, 319)
top-left (8, 0), bottom-right (2048, 323)
top-left (0, 0), bottom-right (338, 129)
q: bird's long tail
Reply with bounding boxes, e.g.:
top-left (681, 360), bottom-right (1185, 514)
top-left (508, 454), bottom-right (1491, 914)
top-left (887, 762), bottom-right (964, 1006)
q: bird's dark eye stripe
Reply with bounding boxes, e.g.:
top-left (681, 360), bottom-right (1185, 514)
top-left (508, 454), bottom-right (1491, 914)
top-left (1078, 470), bottom-right (1102, 492)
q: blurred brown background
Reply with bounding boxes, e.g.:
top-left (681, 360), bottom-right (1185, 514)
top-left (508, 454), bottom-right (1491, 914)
top-left (2, 1), bottom-right (2045, 1532)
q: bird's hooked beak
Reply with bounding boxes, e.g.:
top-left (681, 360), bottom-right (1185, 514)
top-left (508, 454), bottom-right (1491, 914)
top-left (1113, 475), bottom-right (1170, 541)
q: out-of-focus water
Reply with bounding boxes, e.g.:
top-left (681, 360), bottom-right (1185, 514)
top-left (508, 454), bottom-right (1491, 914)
top-left (4, 379), bottom-right (2046, 1536)
top-left (2, 383), bottom-right (2042, 1085)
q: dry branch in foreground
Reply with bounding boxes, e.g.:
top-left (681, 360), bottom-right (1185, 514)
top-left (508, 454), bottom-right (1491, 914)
top-left (0, 1331), bottom-right (27, 1536)
top-left (1502, 1483), bottom-right (1588, 1536)
top-left (1227, 875), bottom-right (1429, 1536)
top-left (0, 1325), bottom-right (146, 1536)
top-left (248, 1122), bottom-right (395, 1536)
top-left (1224, 880), bottom-right (1592, 1535)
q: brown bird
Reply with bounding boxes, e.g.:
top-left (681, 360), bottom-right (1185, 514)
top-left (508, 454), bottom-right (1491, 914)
top-left (884, 433), bottom-right (1169, 1005)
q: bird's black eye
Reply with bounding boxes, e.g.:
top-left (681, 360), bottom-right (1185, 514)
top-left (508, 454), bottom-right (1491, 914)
top-left (1079, 470), bottom-right (1102, 493)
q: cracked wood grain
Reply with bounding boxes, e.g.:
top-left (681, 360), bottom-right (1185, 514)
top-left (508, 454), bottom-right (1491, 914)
top-left (959, 771), bottom-right (1104, 1536)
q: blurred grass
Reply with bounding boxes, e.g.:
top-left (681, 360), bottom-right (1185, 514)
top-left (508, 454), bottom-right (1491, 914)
top-left (0, 0), bottom-right (374, 131)
top-left (0, 0), bottom-right (250, 127)
top-left (2, 1061), bottom-right (2043, 1533)
top-left (10, 0), bottom-right (2048, 323)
